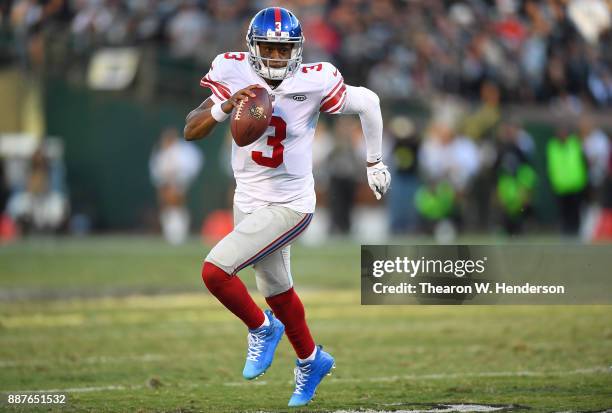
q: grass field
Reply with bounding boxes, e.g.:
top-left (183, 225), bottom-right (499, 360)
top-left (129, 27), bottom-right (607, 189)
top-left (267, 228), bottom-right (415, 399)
top-left (0, 237), bottom-right (611, 413)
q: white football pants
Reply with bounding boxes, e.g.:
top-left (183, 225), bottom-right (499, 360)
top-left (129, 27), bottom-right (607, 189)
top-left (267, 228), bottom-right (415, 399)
top-left (205, 204), bottom-right (313, 297)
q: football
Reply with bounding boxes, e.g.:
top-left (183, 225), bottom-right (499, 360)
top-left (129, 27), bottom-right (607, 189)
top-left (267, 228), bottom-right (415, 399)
top-left (230, 87), bottom-right (273, 147)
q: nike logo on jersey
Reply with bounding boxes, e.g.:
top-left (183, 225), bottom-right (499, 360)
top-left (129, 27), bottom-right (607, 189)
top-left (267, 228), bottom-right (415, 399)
top-left (332, 69), bottom-right (338, 77)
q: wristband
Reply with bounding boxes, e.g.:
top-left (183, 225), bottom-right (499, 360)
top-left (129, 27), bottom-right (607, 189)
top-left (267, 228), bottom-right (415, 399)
top-left (211, 102), bottom-right (230, 122)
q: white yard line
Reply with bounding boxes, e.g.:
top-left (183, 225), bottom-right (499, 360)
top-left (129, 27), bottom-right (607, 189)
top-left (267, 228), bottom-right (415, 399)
top-left (2, 366), bottom-right (608, 394)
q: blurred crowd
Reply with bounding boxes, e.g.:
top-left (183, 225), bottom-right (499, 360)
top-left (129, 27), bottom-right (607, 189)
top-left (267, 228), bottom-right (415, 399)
top-left (2, 0), bottom-right (612, 106)
top-left (313, 102), bottom-right (612, 240)
top-left (2, 0), bottom-right (612, 241)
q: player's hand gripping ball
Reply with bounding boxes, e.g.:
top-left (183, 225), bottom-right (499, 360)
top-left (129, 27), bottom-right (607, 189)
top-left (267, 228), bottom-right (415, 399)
top-left (230, 86), bottom-right (273, 147)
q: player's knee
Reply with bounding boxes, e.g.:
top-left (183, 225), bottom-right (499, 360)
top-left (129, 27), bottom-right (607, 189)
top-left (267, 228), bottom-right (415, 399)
top-left (260, 282), bottom-right (293, 298)
top-left (254, 268), bottom-right (292, 298)
top-left (201, 261), bottom-right (231, 293)
top-left (205, 239), bottom-right (240, 270)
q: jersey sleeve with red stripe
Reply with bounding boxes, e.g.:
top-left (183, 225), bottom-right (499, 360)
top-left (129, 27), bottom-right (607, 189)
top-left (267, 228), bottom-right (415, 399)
top-left (200, 54), bottom-right (233, 104)
top-left (319, 63), bottom-right (346, 115)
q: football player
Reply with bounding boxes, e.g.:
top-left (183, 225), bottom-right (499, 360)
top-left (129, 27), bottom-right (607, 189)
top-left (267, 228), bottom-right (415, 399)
top-left (184, 7), bottom-right (390, 407)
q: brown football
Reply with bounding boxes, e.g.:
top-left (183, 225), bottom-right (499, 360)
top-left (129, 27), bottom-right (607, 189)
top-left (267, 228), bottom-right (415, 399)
top-left (230, 87), bottom-right (273, 147)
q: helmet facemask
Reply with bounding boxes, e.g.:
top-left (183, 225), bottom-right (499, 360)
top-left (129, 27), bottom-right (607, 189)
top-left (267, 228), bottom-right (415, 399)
top-left (247, 37), bottom-right (304, 81)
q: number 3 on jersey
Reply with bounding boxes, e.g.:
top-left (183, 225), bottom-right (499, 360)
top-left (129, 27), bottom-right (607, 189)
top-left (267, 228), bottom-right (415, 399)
top-left (252, 116), bottom-right (286, 168)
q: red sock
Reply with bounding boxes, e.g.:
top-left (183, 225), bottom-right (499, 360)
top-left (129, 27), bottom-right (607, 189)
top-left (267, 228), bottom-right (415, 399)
top-left (202, 261), bottom-right (264, 330)
top-left (266, 287), bottom-right (315, 359)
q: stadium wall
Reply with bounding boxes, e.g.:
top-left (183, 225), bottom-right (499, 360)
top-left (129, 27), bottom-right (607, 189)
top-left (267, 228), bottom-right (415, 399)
top-left (44, 77), bottom-right (231, 230)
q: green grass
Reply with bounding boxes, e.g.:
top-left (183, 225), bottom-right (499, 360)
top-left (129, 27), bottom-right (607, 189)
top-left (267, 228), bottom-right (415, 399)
top-left (0, 237), bottom-right (611, 412)
top-left (0, 237), bottom-right (360, 296)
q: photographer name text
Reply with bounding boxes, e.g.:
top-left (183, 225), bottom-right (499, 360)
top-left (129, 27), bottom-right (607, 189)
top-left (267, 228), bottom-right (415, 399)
top-left (372, 282), bottom-right (565, 295)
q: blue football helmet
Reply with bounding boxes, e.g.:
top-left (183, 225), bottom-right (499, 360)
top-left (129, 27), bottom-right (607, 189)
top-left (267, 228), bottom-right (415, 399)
top-left (246, 7), bottom-right (304, 81)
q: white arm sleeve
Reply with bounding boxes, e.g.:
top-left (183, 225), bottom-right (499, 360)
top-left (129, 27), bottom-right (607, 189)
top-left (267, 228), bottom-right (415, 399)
top-left (340, 85), bottom-right (383, 163)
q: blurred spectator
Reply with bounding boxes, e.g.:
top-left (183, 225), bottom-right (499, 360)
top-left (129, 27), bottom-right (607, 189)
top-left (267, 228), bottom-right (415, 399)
top-left (417, 122), bottom-right (480, 237)
top-left (6, 145), bottom-right (69, 233)
top-left (0, 159), bottom-right (7, 213)
top-left (367, 55), bottom-right (412, 100)
top-left (567, 0), bottom-right (610, 45)
top-left (461, 81), bottom-right (501, 141)
top-left (592, 148), bottom-right (612, 240)
top-left (300, 12), bottom-right (340, 62)
top-left (387, 116), bottom-right (420, 234)
top-left (588, 61), bottom-right (612, 106)
top-left (166, 0), bottom-right (210, 60)
top-left (579, 116), bottom-right (610, 194)
top-left (494, 121), bottom-right (537, 234)
top-left (206, 0), bottom-right (252, 60)
top-left (520, 30), bottom-right (548, 97)
top-left (326, 117), bottom-right (361, 235)
top-left (150, 127), bottom-right (203, 244)
top-left (578, 115), bottom-right (611, 241)
top-left (71, 0), bottom-right (126, 51)
top-left (546, 124), bottom-right (589, 235)
top-left (0, 160), bottom-right (18, 242)
top-left (311, 120), bottom-right (334, 198)
top-left (419, 122), bottom-right (480, 195)
top-left (10, 0), bottom-right (68, 69)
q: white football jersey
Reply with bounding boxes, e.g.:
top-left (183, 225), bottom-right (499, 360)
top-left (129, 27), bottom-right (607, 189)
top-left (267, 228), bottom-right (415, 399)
top-left (200, 52), bottom-right (346, 214)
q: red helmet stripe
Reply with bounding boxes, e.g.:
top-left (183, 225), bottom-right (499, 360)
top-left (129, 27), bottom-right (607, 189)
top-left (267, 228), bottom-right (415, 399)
top-left (274, 7), bottom-right (282, 36)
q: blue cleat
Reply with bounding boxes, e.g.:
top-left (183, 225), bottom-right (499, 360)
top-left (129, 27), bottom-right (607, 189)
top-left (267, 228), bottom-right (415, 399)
top-left (288, 345), bottom-right (335, 407)
top-left (242, 310), bottom-right (284, 380)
